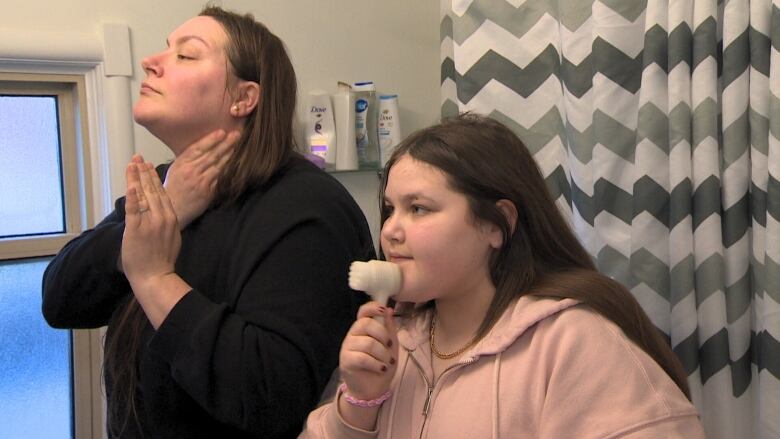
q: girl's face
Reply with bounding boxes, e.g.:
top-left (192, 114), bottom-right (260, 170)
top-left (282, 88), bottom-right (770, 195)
top-left (133, 16), bottom-right (238, 154)
top-left (380, 155), bottom-right (502, 304)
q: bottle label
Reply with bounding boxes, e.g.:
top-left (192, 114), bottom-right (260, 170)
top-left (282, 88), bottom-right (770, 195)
top-left (355, 98), bottom-right (369, 152)
top-left (310, 136), bottom-right (328, 157)
top-left (355, 99), bottom-right (368, 113)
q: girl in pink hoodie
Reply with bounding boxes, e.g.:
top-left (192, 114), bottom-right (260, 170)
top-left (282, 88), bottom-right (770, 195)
top-left (301, 114), bottom-right (705, 438)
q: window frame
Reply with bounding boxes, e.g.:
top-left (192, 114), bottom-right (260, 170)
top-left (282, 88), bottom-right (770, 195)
top-left (0, 73), bottom-right (101, 439)
top-left (0, 74), bottom-right (93, 258)
top-left (0, 23), bottom-right (134, 438)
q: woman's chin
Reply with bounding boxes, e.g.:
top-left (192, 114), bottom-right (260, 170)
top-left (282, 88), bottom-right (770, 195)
top-left (132, 105), bottom-right (156, 127)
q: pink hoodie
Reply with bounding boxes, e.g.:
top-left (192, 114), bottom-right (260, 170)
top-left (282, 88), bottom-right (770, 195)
top-left (301, 296), bottom-right (705, 438)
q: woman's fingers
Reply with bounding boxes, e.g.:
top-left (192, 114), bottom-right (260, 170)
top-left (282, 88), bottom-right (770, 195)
top-left (188, 130), bottom-right (237, 171)
top-left (208, 132), bottom-right (238, 174)
top-left (124, 185), bottom-right (141, 230)
top-left (137, 161), bottom-right (164, 214)
top-left (126, 156), bottom-right (148, 210)
top-left (147, 162), bottom-right (178, 223)
top-left (216, 131), bottom-right (241, 161)
top-left (188, 130), bottom-right (226, 159)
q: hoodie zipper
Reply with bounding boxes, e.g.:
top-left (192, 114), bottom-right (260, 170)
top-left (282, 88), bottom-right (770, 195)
top-left (407, 351), bottom-right (477, 439)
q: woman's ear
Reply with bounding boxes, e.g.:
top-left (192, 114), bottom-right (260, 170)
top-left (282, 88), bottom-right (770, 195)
top-left (231, 80), bottom-right (261, 117)
top-left (487, 199), bottom-right (518, 249)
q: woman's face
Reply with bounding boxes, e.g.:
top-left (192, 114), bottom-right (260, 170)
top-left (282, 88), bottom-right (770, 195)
top-left (133, 16), bottom-right (237, 154)
top-left (380, 155), bottom-right (500, 304)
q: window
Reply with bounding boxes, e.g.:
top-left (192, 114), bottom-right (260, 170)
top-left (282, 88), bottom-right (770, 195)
top-left (0, 73), bottom-right (102, 439)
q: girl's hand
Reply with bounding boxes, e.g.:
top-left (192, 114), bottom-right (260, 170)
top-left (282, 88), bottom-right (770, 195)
top-left (339, 302), bottom-right (400, 401)
top-left (121, 156), bottom-right (181, 292)
top-left (164, 130), bottom-right (240, 229)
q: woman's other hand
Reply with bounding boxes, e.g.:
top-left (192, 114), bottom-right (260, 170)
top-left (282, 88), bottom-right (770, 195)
top-left (122, 155), bottom-right (191, 328)
top-left (164, 130), bottom-right (240, 229)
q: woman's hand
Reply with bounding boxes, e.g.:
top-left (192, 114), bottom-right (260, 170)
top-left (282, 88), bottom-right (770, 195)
top-left (164, 130), bottom-right (240, 229)
top-left (122, 155), bottom-right (191, 328)
top-left (336, 302), bottom-right (398, 429)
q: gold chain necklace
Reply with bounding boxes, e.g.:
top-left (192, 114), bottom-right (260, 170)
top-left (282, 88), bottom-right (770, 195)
top-left (429, 314), bottom-right (477, 360)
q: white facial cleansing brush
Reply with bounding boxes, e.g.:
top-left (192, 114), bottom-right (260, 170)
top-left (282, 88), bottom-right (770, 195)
top-left (348, 260), bottom-right (402, 313)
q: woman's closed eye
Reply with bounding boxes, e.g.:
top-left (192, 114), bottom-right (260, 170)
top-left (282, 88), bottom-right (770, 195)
top-left (177, 54), bottom-right (196, 60)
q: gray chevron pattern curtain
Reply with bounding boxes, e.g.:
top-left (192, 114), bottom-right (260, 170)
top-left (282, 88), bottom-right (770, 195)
top-left (441, 0), bottom-right (780, 437)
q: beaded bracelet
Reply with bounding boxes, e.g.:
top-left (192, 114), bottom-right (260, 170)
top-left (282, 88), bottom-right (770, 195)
top-left (338, 383), bottom-right (392, 408)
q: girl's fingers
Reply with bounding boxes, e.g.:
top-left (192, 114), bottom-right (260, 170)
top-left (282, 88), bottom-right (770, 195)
top-left (346, 334), bottom-right (393, 365)
top-left (383, 307), bottom-right (399, 338)
top-left (341, 350), bottom-right (391, 374)
top-left (346, 316), bottom-right (395, 363)
top-left (383, 308), bottom-right (400, 358)
top-left (356, 301), bottom-right (390, 319)
top-left (351, 315), bottom-right (391, 342)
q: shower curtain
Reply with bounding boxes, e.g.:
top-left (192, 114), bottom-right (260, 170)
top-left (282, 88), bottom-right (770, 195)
top-left (441, 0), bottom-right (780, 437)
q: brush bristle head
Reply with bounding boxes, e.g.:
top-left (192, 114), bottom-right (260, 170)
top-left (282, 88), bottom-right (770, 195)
top-left (348, 260), bottom-right (402, 305)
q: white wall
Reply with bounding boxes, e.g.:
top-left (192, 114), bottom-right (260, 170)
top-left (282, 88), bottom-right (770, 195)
top-left (0, 0), bottom-right (442, 244)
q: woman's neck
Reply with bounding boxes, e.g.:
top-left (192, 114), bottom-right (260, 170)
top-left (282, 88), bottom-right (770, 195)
top-left (150, 120), bottom-right (244, 157)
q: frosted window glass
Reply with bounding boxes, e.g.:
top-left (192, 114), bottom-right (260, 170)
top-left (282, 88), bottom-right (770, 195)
top-left (0, 257), bottom-right (72, 439)
top-left (0, 96), bottom-right (65, 238)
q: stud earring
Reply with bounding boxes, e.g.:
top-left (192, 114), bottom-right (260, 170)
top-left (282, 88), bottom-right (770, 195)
top-left (232, 104), bottom-right (239, 113)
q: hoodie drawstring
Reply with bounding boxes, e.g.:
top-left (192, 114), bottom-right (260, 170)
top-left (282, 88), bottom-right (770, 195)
top-left (492, 352), bottom-right (502, 439)
top-left (385, 353), bottom-right (409, 438)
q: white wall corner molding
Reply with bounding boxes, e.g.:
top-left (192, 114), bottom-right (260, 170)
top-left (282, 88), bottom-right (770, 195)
top-left (0, 24), bottom-right (135, 218)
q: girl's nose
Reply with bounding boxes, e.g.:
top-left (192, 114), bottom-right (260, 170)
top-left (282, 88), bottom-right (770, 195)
top-left (381, 213), bottom-right (404, 244)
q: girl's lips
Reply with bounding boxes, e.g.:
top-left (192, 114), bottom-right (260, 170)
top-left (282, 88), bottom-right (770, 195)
top-left (388, 255), bottom-right (411, 263)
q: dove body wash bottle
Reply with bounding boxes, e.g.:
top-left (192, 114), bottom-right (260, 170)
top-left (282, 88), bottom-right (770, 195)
top-left (307, 91), bottom-right (336, 169)
top-left (377, 94), bottom-right (401, 167)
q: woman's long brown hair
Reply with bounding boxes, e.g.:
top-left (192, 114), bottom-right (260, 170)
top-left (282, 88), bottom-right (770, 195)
top-left (380, 113), bottom-right (690, 399)
top-left (104, 6), bottom-right (299, 436)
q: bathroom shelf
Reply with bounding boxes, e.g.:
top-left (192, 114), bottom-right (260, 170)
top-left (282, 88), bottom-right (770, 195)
top-left (327, 167), bottom-right (383, 178)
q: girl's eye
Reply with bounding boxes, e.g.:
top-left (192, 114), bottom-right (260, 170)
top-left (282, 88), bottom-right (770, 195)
top-left (411, 205), bottom-right (429, 215)
top-left (177, 54), bottom-right (194, 60)
top-left (383, 204), bottom-right (394, 216)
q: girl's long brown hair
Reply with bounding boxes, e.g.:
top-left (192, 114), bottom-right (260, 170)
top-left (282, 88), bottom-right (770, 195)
top-left (380, 113), bottom-right (690, 399)
top-left (104, 6), bottom-right (299, 436)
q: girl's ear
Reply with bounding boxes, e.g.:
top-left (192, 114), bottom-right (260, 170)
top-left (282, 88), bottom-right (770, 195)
top-left (486, 199), bottom-right (518, 249)
top-left (231, 80), bottom-right (261, 117)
